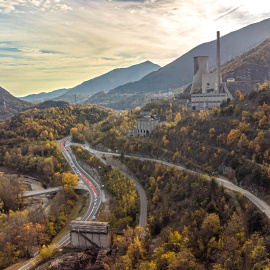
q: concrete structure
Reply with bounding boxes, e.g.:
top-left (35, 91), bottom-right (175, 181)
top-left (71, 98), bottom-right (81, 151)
top-left (70, 221), bottom-right (111, 249)
top-left (190, 31), bottom-right (228, 110)
top-left (191, 56), bottom-right (209, 92)
top-left (127, 115), bottom-right (159, 137)
top-left (191, 93), bottom-right (227, 110)
top-left (137, 116), bottom-right (159, 137)
top-left (139, 111), bottom-right (151, 116)
top-left (22, 185), bottom-right (87, 198)
top-left (202, 73), bottom-right (220, 93)
top-left (128, 127), bottom-right (138, 137)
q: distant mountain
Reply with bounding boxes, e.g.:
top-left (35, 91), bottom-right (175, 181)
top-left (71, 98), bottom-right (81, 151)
top-left (85, 18), bottom-right (270, 109)
top-left (65, 61), bottom-right (160, 95)
top-left (20, 61), bottom-right (160, 104)
top-left (53, 61), bottom-right (160, 103)
top-left (0, 86), bottom-right (31, 121)
top-left (20, 88), bottom-right (68, 103)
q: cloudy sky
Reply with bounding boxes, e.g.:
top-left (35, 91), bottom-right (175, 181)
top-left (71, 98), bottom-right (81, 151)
top-left (0, 0), bottom-right (269, 97)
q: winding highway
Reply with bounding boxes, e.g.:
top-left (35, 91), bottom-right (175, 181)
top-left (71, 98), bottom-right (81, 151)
top-left (79, 143), bottom-right (270, 220)
top-left (18, 137), bottom-right (102, 270)
top-left (68, 140), bottom-right (148, 231)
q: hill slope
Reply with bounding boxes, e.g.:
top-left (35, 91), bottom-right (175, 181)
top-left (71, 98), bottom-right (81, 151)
top-left (221, 38), bottom-right (270, 95)
top-left (52, 61), bottom-right (160, 104)
top-left (0, 86), bottom-right (31, 121)
top-left (222, 39), bottom-right (270, 76)
top-left (32, 100), bottom-right (70, 110)
top-left (65, 60), bottom-right (160, 95)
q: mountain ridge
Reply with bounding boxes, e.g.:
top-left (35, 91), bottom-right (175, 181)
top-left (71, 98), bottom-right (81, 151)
top-left (20, 61), bottom-right (160, 104)
top-left (20, 88), bottom-right (68, 103)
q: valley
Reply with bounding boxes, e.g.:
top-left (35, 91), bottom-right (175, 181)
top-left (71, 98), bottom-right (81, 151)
top-left (1, 8), bottom-right (270, 270)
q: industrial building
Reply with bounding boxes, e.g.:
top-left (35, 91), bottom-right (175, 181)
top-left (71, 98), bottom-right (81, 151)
top-left (190, 31), bottom-right (232, 110)
top-left (191, 93), bottom-right (227, 111)
top-left (127, 113), bottom-right (159, 137)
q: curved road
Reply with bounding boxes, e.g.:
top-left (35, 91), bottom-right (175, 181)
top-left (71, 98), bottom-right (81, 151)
top-left (80, 144), bottom-right (270, 220)
top-left (70, 140), bottom-right (148, 231)
top-left (18, 137), bottom-right (102, 270)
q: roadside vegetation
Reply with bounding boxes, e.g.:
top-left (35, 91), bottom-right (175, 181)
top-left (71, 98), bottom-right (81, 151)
top-left (71, 145), bottom-right (139, 229)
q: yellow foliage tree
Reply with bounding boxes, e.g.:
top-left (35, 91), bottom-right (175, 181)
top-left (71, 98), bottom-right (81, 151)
top-left (235, 90), bottom-right (241, 99)
top-left (174, 113), bottom-right (182, 123)
top-left (238, 133), bottom-right (249, 150)
top-left (227, 129), bottom-right (241, 145)
top-left (62, 172), bottom-right (78, 193)
top-left (209, 128), bottom-right (215, 138)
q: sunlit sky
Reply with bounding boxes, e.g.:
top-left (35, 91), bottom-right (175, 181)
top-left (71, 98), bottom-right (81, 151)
top-left (0, 0), bottom-right (270, 97)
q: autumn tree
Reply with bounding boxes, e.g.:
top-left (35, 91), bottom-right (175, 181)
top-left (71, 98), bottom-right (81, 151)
top-left (0, 174), bottom-right (24, 212)
top-left (238, 133), bottom-right (249, 151)
top-left (174, 113), bottom-right (182, 123)
top-left (15, 222), bottom-right (47, 258)
top-left (62, 172), bottom-right (78, 195)
top-left (235, 90), bottom-right (241, 99)
top-left (227, 129), bottom-right (241, 145)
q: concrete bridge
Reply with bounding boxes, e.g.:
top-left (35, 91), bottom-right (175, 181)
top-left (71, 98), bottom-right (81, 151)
top-left (23, 185), bottom-right (88, 198)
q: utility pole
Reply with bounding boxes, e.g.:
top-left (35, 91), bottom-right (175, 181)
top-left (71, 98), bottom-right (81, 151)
top-left (3, 100), bottom-right (6, 111)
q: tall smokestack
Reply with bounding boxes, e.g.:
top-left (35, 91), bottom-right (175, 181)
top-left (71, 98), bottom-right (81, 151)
top-left (217, 31), bottom-right (221, 92)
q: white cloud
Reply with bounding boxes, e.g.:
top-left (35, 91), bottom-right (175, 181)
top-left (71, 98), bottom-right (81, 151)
top-left (29, 0), bottom-right (42, 7)
top-left (0, 0), bottom-right (73, 13)
top-left (54, 3), bottom-right (72, 11)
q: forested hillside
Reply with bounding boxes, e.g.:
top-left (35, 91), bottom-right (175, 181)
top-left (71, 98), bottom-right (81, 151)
top-left (104, 159), bottom-right (270, 269)
top-left (0, 105), bottom-right (109, 268)
top-left (84, 84), bottom-right (270, 204)
top-left (220, 39), bottom-right (270, 95)
top-left (222, 39), bottom-right (270, 81)
top-left (71, 145), bottom-right (139, 230)
top-left (77, 86), bottom-right (270, 269)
